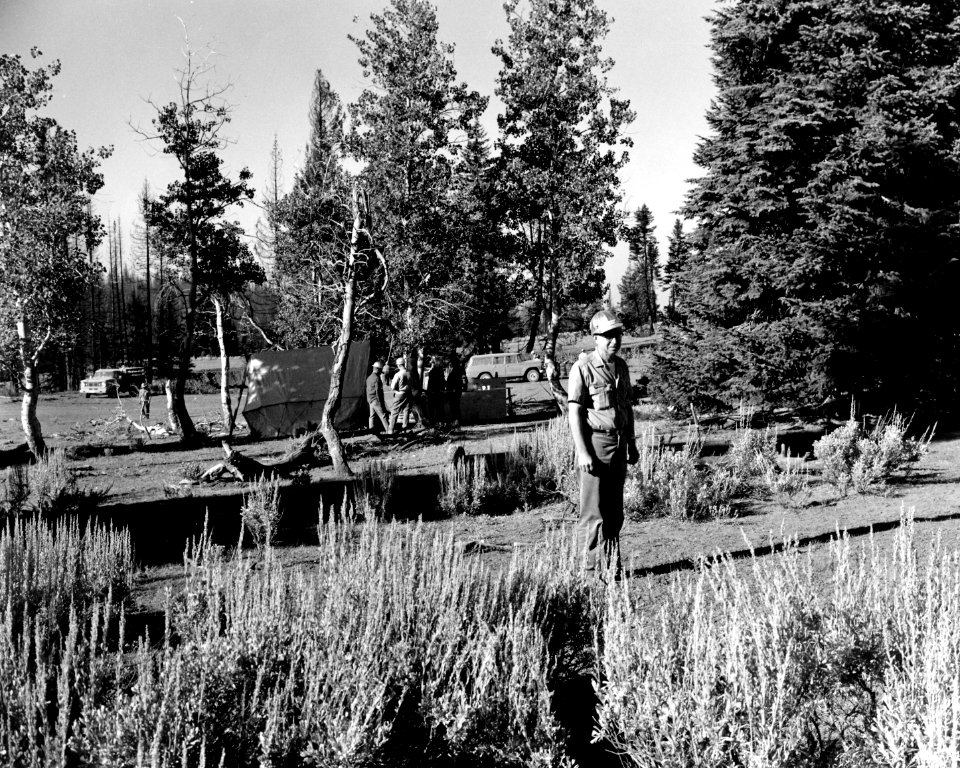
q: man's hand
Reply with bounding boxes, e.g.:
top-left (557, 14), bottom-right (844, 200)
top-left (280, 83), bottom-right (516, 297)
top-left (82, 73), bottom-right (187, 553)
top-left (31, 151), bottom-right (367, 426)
top-left (577, 450), bottom-right (595, 475)
top-left (627, 440), bottom-right (639, 465)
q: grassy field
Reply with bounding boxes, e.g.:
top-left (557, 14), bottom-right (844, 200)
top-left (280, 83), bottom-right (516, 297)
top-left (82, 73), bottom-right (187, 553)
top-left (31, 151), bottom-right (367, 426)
top-left (1, 389), bottom-right (959, 765)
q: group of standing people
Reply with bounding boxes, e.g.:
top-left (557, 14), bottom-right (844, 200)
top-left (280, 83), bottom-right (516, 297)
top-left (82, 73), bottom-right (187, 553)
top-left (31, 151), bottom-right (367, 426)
top-left (365, 309), bottom-right (638, 580)
top-left (365, 353), bottom-right (464, 435)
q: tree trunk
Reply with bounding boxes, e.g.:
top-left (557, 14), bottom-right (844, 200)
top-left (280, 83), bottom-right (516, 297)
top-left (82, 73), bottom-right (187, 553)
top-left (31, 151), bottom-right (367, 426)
top-left (17, 316), bottom-right (46, 459)
top-left (319, 187), bottom-right (365, 477)
top-left (525, 252), bottom-right (545, 354)
top-left (145, 217), bottom-right (153, 382)
top-left (644, 241), bottom-right (656, 335)
top-left (542, 261), bottom-right (567, 413)
top-left (117, 220), bottom-right (129, 359)
top-left (525, 303), bottom-right (542, 356)
top-left (165, 378), bottom-right (182, 435)
top-left (168, 178), bottom-right (200, 442)
top-left (213, 296), bottom-right (235, 436)
top-left (156, 246), bottom-right (164, 376)
top-left (171, 325), bottom-right (197, 440)
top-left (543, 306), bottom-right (568, 413)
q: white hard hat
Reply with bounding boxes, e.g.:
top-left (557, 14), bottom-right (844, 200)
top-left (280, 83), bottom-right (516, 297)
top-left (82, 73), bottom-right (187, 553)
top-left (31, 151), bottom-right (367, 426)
top-left (590, 309), bottom-right (623, 335)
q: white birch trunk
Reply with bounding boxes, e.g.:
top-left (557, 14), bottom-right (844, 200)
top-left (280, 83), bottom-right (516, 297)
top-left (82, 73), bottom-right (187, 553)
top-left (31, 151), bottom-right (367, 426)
top-left (17, 316), bottom-right (46, 459)
top-left (319, 189), bottom-right (363, 477)
top-left (213, 295), bottom-right (234, 436)
top-left (165, 378), bottom-right (181, 435)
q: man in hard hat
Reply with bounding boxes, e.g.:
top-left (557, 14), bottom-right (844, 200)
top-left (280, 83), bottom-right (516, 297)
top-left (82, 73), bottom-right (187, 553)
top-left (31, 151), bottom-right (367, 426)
top-left (567, 309), bottom-right (639, 577)
top-left (366, 360), bottom-right (390, 433)
top-left (389, 355), bottom-right (424, 433)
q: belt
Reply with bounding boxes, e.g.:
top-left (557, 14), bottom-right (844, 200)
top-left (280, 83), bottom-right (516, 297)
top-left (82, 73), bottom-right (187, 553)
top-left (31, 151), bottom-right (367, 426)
top-left (591, 426), bottom-right (620, 435)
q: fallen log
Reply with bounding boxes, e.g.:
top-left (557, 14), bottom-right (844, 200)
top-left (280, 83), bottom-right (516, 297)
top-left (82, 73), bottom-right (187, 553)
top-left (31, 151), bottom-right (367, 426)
top-left (201, 437), bottom-right (330, 482)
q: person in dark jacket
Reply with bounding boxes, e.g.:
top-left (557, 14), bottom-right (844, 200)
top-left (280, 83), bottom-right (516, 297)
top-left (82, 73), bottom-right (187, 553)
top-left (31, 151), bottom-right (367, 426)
top-left (445, 354), bottom-right (465, 427)
top-left (366, 361), bottom-right (389, 433)
top-left (425, 355), bottom-right (447, 425)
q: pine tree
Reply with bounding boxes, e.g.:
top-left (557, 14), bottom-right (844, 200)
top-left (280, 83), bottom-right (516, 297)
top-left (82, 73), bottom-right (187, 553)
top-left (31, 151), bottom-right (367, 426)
top-left (658, 0), bottom-right (960, 413)
top-left (663, 218), bottom-right (688, 322)
top-left (130, 180), bottom-right (155, 378)
top-left (620, 205), bottom-right (659, 333)
top-left (253, 137), bottom-right (283, 269)
top-left (492, 0), bottom-right (634, 402)
top-left (273, 70), bottom-right (356, 349)
top-left (618, 256), bottom-right (652, 332)
top-left (348, 0), bottom-right (487, 353)
top-left (138, 46), bottom-right (261, 439)
top-left (445, 122), bottom-right (514, 354)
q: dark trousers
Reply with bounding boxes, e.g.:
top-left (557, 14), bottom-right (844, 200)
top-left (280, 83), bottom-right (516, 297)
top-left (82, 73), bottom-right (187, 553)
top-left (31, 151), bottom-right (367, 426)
top-left (427, 393), bottom-right (444, 425)
top-left (448, 391), bottom-right (461, 424)
top-left (576, 433), bottom-right (626, 572)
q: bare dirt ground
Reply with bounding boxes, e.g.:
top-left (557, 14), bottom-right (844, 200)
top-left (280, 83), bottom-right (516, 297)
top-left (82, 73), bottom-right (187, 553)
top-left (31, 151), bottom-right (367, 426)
top-left (3, 387), bottom-right (959, 610)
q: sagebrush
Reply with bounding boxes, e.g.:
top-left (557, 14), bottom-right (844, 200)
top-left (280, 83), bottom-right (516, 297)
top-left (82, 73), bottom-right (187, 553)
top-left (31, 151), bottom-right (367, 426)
top-left (595, 512), bottom-right (960, 767)
top-left (0, 520), bottom-right (595, 767)
top-left (814, 412), bottom-right (933, 495)
top-left (625, 427), bottom-right (736, 520)
top-left (439, 418), bottom-right (577, 517)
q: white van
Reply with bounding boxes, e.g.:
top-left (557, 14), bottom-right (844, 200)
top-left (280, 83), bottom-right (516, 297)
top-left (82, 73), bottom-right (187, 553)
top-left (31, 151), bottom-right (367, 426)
top-left (465, 351), bottom-right (544, 382)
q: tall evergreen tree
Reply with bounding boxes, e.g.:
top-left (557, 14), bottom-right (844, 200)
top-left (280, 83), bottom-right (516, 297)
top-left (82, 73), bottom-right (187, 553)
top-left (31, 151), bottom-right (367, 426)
top-left (620, 205), bottom-right (659, 333)
top-left (658, 0), bottom-right (960, 413)
top-left (618, 244), bottom-right (659, 333)
top-left (131, 180), bottom-right (156, 378)
top-left (445, 122), bottom-right (514, 355)
top-left (492, 0), bottom-right (634, 402)
top-left (663, 218), bottom-right (688, 322)
top-left (253, 137), bottom-right (283, 269)
top-left (273, 70), bottom-right (356, 349)
top-left (138, 47), bottom-right (260, 439)
top-left (348, 0), bottom-right (487, 353)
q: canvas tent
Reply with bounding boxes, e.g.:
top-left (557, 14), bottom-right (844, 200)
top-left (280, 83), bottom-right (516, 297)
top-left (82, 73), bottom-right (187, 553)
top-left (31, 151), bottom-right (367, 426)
top-left (243, 343), bottom-right (370, 438)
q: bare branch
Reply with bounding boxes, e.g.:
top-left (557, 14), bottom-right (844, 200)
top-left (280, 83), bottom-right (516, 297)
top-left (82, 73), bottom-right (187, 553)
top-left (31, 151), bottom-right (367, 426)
top-left (239, 295), bottom-right (280, 349)
top-left (30, 326), bottom-right (54, 365)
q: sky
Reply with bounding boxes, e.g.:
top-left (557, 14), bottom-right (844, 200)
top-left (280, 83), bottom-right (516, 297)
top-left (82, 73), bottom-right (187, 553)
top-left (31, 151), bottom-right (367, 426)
top-left (1, 0), bottom-right (717, 302)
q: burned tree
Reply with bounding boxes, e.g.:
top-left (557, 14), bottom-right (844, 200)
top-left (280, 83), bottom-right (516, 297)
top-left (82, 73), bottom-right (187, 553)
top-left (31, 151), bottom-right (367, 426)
top-left (318, 187), bottom-right (384, 475)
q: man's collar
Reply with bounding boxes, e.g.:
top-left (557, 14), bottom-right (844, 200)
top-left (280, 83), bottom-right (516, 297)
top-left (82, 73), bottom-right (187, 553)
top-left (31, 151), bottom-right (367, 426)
top-left (590, 350), bottom-right (613, 369)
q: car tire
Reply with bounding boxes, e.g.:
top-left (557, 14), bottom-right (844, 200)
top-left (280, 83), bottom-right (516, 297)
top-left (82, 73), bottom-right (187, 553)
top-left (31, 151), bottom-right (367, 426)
top-left (85, 394), bottom-right (90, 399)
top-left (478, 372), bottom-right (492, 380)
top-left (524, 368), bottom-right (541, 383)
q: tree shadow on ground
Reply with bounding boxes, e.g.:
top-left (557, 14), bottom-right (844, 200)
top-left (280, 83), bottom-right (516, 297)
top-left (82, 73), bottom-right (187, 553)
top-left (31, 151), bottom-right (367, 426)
top-left (625, 509), bottom-right (960, 581)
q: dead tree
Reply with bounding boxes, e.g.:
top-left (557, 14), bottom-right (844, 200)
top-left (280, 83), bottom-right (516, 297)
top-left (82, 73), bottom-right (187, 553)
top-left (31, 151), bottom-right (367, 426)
top-left (320, 185), bottom-right (382, 476)
top-left (200, 184), bottom-right (385, 482)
